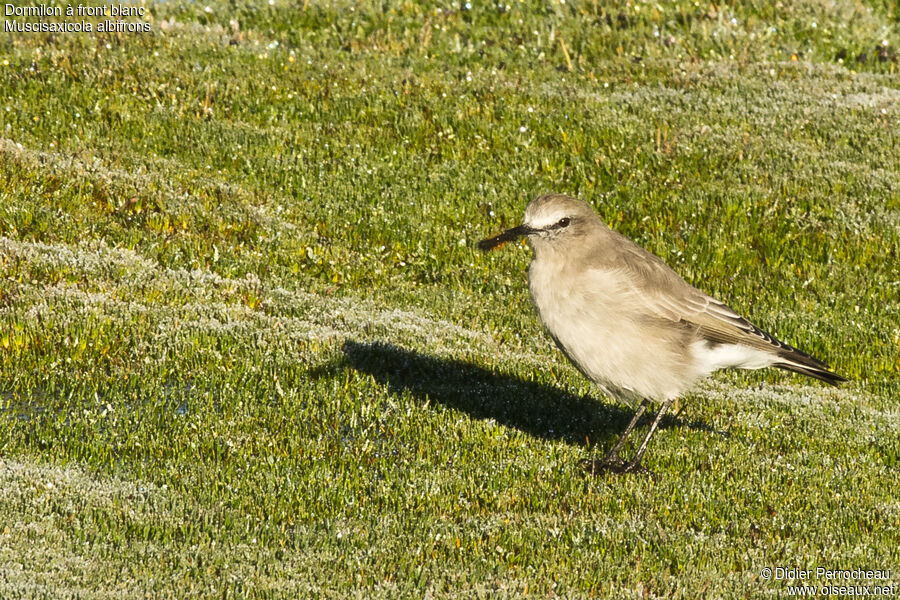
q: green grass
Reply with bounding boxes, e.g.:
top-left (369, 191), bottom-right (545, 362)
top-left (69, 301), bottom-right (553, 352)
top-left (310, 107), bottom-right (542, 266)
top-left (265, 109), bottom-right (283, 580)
top-left (0, 0), bottom-right (898, 597)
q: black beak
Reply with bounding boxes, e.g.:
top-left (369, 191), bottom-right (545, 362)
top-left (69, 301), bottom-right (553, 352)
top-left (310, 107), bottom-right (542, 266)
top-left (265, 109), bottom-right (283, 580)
top-left (477, 224), bottom-right (536, 252)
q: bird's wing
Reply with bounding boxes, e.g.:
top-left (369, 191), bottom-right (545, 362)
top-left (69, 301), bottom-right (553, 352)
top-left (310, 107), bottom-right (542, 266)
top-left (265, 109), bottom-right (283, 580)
top-left (604, 235), bottom-right (816, 360)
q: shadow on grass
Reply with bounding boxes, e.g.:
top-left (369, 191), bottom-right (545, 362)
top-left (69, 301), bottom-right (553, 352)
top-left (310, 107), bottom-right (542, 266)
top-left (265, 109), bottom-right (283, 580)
top-left (336, 340), bottom-right (722, 448)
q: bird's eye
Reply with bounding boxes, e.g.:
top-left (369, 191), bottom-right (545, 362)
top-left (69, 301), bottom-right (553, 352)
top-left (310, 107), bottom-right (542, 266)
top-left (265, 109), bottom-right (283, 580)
top-left (557, 217), bottom-right (570, 228)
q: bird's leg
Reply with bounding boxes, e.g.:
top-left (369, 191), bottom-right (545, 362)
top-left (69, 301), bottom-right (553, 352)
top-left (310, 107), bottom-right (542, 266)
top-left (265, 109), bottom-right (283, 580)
top-left (585, 399), bottom-right (649, 472)
top-left (619, 399), bottom-right (674, 474)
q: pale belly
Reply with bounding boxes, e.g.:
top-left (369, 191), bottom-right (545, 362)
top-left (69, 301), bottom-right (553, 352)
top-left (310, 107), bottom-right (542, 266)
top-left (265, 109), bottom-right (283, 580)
top-left (528, 261), bottom-right (692, 403)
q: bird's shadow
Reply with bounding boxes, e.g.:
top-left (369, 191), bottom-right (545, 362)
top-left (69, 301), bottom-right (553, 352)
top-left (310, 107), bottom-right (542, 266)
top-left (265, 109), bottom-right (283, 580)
top-left (325, 341), bottom-right (722, 448)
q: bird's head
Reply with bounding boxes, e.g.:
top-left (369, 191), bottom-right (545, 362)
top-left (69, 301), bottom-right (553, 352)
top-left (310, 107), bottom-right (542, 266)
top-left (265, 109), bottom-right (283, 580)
top-left (478, 194), bottom-right (599, 254)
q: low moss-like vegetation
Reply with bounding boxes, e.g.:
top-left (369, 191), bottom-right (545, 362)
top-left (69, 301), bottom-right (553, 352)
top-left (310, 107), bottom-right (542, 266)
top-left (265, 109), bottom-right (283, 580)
top-left (0, 0), bottom-right (898, 597)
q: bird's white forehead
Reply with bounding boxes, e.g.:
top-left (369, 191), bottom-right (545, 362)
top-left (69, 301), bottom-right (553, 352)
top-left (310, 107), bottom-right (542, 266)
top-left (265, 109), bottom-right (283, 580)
top-left (524, 202), bottom-right (570, 229)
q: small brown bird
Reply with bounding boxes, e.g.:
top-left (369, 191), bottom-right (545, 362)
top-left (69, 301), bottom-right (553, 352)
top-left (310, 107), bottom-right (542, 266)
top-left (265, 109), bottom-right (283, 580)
top-left (479, 194), bottom-right (845, 474)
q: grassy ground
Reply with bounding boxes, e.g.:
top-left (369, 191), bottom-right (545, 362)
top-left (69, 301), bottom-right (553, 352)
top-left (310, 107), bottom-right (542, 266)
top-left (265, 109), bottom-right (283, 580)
top-left (1, 0), bottom-right (899, 597)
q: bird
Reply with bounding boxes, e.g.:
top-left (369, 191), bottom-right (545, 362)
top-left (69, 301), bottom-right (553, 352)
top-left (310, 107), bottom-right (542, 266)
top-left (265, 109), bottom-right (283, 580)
top-left (478, 193), bottom-right (846, 474)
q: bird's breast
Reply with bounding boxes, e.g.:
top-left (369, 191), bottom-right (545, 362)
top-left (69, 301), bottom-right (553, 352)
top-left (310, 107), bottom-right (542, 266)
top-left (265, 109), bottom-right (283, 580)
top-left (527, 257), bottom-right (690, 402)
top-left (528, 259), bottom-right (622, 346)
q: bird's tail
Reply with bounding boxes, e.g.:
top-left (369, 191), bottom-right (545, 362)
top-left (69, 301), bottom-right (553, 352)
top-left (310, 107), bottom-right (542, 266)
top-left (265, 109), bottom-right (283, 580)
top-left (774, 347), bottom-right (847, 386)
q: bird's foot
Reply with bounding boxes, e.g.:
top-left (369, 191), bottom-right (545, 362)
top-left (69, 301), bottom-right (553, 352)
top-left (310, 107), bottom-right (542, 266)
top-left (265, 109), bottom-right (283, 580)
top-left (580, 452), bottom-right (625, 474)
top-left (580, 454), bottom-right (654, 477)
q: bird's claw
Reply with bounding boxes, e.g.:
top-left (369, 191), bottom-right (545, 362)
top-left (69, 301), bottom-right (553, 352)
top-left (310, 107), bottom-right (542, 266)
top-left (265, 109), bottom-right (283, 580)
top-left (580, 453), bottom-right (624, 474)
top-left (580, 454), bottom-right (655, 477)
